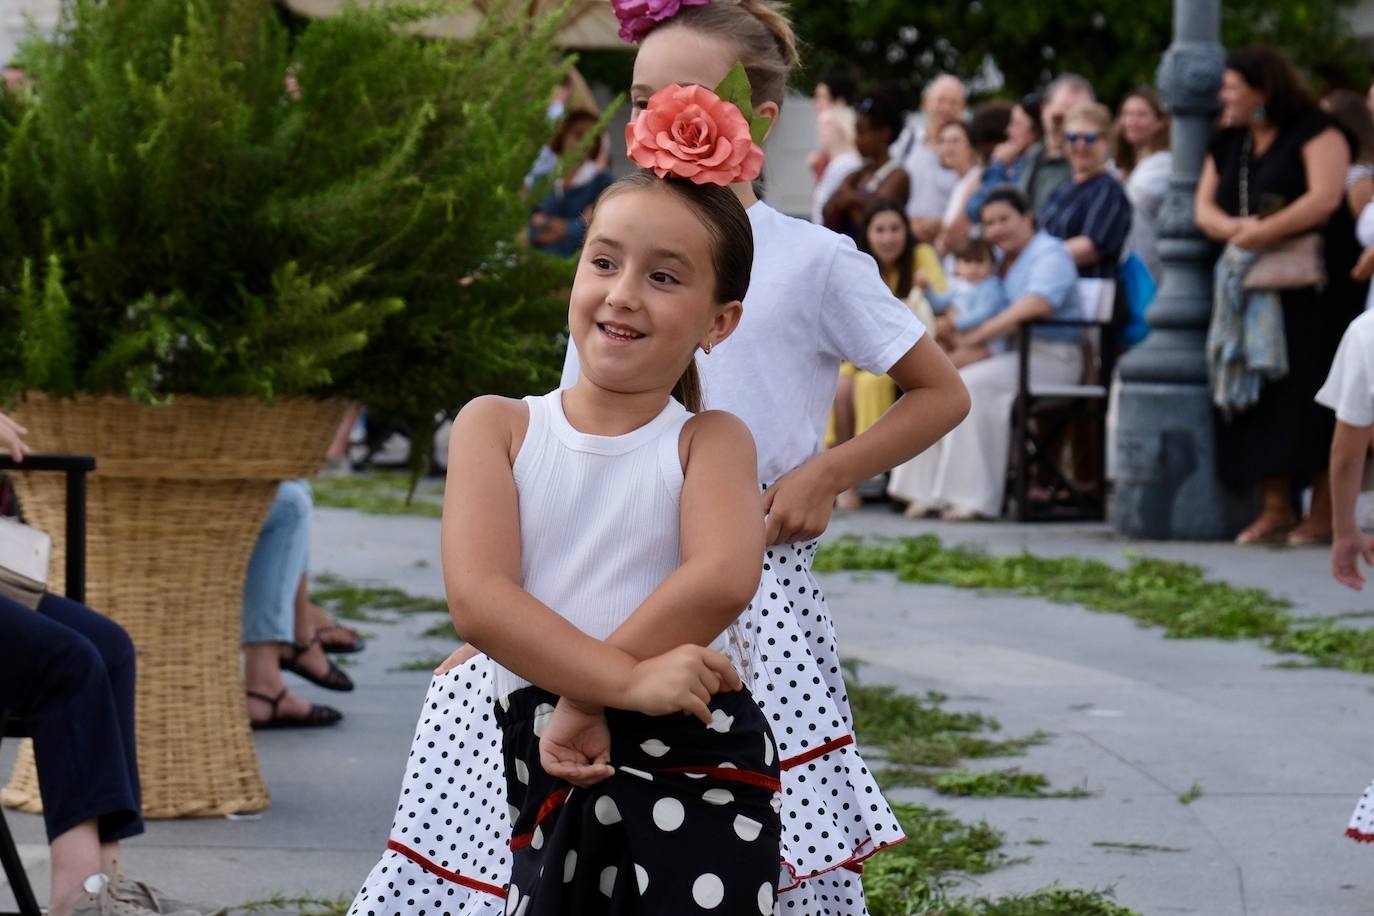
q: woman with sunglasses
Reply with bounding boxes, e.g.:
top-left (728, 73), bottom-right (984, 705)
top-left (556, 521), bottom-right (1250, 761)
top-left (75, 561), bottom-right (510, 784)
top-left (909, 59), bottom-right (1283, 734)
top-left (1037, 102), bottom-right (1133, 278)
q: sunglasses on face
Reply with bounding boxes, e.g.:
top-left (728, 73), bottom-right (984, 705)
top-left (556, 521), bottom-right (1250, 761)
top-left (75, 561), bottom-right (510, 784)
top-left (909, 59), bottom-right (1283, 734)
top-left (1065, 131), bottom-right (1100, 145)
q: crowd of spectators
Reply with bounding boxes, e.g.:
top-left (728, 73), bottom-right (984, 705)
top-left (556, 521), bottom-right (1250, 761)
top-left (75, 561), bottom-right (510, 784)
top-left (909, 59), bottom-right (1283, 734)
top-left (814, 50), bottom-right (1372, 544)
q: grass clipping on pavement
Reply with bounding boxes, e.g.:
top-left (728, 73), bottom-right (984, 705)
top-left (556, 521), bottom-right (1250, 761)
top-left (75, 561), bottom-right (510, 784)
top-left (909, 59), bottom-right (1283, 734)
top-left (817, 534), bottom-right (1374, 673)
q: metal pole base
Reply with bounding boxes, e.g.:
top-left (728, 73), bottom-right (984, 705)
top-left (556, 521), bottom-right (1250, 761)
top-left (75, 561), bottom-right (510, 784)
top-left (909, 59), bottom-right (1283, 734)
top-left (1114, 382), bottom-right (1259, 540)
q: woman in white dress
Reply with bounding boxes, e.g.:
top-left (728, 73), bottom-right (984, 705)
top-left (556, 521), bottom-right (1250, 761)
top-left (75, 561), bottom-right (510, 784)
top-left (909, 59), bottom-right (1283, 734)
top-left (1114, 89), bottom-right (1172, 283)
top-left (933, 120), bottom-right (984, 264)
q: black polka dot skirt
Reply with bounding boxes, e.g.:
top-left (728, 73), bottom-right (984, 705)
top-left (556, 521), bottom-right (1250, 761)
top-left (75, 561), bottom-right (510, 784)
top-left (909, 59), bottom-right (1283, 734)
top-left (351, 541), bottom-right (905, 915)
top-left (1349, 780), bottom-right (1374, 842)
top-left (495, 685), bottom-right (782, 915)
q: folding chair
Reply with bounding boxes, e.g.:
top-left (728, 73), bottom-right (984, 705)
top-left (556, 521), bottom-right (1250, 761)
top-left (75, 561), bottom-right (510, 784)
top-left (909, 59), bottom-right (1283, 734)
top-left (0, 454), bottom-right (95, 916)
top-left (1007, 279), bottom-right (1122, 522)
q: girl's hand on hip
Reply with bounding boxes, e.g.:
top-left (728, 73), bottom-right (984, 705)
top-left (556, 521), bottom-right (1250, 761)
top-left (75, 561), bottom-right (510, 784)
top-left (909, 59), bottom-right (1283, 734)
top-left (624, 645), bottom-right (741, 725)
top-left (0, 412), bottom-right (28, 462)
top-left (1332, 534), bottom-right (1374, 591)
top-left (763, 462), bottom-right (838, 546)
top-left (433, 642), bottom-right (481, 676)
top-left (539, 699), bottom-right (614, 788)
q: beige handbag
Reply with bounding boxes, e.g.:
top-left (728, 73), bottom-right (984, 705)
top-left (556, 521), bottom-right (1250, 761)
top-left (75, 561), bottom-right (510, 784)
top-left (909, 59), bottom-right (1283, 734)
top-left (0, 517), bottom-right (50, 609)
top-left (1238, 133), bottom-right (1326, 291)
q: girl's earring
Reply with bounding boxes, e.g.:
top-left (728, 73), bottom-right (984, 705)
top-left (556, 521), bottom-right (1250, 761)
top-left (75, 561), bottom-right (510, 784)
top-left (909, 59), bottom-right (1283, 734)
top-left (703, 341), bottom-right (713, 355)
top-left (1251, 104), bottom-right (1267, 125)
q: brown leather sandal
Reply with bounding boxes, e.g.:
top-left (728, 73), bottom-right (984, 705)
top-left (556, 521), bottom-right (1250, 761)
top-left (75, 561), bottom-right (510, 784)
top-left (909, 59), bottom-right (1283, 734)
top-left (247, 688), bottom-right (342, 730)
top-left (282, 636), bottom-right (355, 692)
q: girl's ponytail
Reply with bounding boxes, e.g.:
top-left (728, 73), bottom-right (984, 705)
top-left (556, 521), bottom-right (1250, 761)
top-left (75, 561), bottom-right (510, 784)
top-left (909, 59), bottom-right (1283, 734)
top-left (673, 359), bottom-right (705, 413)
top-left (736, 0), bottom-right (801, 70)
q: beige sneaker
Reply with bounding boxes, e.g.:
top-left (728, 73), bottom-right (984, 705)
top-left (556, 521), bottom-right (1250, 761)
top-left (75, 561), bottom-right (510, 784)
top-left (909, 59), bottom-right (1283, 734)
top-left (67, 874), bottom-right (162, 916)
top-left (110, 876), bottom-right (227, 916)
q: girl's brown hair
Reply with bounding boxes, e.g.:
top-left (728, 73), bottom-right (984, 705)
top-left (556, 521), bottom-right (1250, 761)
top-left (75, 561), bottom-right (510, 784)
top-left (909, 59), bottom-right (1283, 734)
top-left (589, 170), bottom-right (754, 412)
top-left (654, 0), bottom-right (800, 109)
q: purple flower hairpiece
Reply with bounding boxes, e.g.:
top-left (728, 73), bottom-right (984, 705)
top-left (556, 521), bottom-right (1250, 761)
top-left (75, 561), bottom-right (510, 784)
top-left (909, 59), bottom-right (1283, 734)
top-left (611, 0), bottom-right (710, 44)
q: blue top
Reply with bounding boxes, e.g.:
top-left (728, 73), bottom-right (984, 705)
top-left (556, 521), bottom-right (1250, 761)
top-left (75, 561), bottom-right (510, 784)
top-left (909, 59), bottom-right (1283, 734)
top-left (928, 276), bottom-right (1009, 332)
top-left (1037, 171), bottom-right (1133, 279)
top-left (529, 170), bottom-right (615, 258)
top-left (1001, 230), bottom-right (1082, 342)
top-left (964, 155), bottom-right (1027, 222)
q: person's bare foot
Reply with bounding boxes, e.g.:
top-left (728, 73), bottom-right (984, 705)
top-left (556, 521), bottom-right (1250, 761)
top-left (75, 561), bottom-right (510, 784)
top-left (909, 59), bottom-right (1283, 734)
top-left (835, 489), bottom-right (862, 511)
top-left (303, 599), bottom-right (363, 653)
top-left (1287, 520), bottom-right (1333, 546)
top-left (280, 638), bottom-right (333, 680)
top-left (245, 687), bottom-right (313, 724)
top-left (1235, 511), bottom-right (1296, 545)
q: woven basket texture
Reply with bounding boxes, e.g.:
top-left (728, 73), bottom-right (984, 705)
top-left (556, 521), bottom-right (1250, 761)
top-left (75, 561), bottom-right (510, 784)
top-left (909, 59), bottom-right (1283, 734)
top-left (2, 393), bottom-right (345, 818)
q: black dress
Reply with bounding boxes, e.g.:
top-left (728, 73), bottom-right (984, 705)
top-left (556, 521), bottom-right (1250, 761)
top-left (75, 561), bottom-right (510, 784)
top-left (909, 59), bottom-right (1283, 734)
top-left (1207, 108), bottom-right (1367, 490)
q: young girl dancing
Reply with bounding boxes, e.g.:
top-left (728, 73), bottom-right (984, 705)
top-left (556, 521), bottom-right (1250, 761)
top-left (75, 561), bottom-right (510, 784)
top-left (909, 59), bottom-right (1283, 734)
top-left (455, 167), bottom-right (780, 912)
top-left (351, 3), bottom-right (969, 914)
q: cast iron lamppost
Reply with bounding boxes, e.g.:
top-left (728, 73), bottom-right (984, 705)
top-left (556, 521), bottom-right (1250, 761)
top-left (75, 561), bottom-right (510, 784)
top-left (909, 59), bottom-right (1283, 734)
top-left (1113, 0), bottom-right (1256, 539)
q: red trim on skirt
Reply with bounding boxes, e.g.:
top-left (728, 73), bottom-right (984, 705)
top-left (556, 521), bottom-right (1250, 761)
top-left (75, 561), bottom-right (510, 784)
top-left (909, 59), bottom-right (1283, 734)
top-left (386, 839), bottom-right (507, 898)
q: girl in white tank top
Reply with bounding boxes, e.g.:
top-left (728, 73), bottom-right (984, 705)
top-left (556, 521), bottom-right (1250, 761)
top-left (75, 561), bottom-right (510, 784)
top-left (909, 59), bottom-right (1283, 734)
top-left (431, 172), bottom-right (781, 915)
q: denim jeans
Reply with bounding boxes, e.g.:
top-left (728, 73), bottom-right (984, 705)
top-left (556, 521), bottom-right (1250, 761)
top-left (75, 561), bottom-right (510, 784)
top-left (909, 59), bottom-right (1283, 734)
top-left (241, 479), bottom-right (312, 645)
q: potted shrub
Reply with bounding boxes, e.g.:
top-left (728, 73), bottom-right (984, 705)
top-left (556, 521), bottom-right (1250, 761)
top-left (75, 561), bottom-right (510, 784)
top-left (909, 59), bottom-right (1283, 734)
top-left (0, 0), bottom-right (573, 815)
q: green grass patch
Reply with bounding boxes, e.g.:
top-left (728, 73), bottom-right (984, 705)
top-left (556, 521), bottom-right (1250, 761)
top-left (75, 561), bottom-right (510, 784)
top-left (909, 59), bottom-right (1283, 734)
top-left (862, 802), bottom-right (1006, 914)
top-left (313, 573), bottom-right (448, 623)
top-left (313, 471), bottom-right (444, 518)
top-left (240, 894), bottom-right (350, 916)
top-left (1092, 841), bottom-right (1187, 854)
top-left (892, 767), bottom-right (1093, 799)
top-left (391, 655), bottom-right (453, 673)
top-left (422, 618), bottom-right (459, 639)
top-left (819, 535), bottom-right (1374, 676)
top-left (1177, 781), bottom-right (1203, 805)
top-left (930, 887), bottom-right (1138, 915)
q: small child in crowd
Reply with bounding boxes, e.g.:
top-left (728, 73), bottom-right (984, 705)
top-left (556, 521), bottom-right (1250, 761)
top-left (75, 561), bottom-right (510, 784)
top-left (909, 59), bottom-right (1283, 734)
top-left (920, 238), bottom-right (1008, 368)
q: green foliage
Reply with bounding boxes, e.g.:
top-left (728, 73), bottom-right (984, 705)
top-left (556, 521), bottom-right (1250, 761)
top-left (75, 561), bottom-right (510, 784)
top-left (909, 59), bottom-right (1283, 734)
top-left (789, 0), bottom-right (1366, 104)
top-left (0, 0), bottom-right (573, 439)
top-left (816, 535), bottom-right (1292, 640)
top-left (312, 471), bottom-right (445, 517)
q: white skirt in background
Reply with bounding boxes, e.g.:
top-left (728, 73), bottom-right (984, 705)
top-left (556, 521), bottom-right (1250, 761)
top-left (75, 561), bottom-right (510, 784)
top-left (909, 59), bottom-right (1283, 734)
top-left (889, 339), bottom-right (1084, 518)
top-left (349, 541), bottom-right (905, 916)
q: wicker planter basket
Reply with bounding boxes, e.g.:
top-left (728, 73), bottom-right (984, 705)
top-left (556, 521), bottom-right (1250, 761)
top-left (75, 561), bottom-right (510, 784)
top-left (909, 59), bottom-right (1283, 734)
top-left (2, 393), bottom-right (345, 818)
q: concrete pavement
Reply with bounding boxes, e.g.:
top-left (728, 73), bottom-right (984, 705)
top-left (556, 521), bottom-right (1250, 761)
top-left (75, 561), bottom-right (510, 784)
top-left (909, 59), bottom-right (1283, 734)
top-left (2, 504), bottom-right (1371, 915)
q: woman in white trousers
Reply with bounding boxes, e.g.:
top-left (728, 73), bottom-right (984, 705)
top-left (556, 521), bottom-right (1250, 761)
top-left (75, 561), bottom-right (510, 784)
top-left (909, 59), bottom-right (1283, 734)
top-left (891, 187), bottom-right (1084, 519)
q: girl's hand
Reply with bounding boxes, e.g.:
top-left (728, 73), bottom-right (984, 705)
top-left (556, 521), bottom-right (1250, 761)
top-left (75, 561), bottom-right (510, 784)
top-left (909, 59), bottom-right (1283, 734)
top-left (0, 412), bottom-right (28, 462)
top-left (624, 645), bottom-right (741, 725)
top-left (1332, 534), bottom-right (1374, 591)
top-left (1352, 246), bottom-right (1374, 283)
top-left (433, 643), bottom-right (481, 675)
top-left (763, 461), bottom-right (840, 546)
top-left (539, 699), bottom-right (614, 788)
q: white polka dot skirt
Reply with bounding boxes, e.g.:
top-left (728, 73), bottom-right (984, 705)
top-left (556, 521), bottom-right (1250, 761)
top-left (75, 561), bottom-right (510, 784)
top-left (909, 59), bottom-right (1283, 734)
top-left (495, 685), bottom-right (782, 914)
top-left (1348, 779), bottom-right (1374, 842)
top-left (742, 540), bottom-right (906, 899)
top-left (349, 659), bottom-right (509, 916)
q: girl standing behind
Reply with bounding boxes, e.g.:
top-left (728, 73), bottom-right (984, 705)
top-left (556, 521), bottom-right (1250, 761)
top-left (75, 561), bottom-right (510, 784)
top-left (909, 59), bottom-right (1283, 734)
top-left (450, 170), bottom-right (780, 912)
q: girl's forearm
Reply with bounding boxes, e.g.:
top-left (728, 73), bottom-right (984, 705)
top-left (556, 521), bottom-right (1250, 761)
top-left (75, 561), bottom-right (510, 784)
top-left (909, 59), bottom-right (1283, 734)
top-left (808, 382), bottom-right (969, 495)
top-left (1331, 423), bottom-right (1373, 539)
top-left (605, 556), bottom-right (760, 660)
top-left (450, 579), bottom-right (637, 707)
top-left (964, 296), bottom-right (1050, 347)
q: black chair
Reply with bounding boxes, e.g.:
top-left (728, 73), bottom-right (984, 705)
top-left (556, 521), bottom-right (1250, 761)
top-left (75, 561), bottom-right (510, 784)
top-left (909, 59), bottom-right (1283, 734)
top-left (1007, 280), bottom-right (1123, 522)
top-left (0, 454), bottom-right (94, 916)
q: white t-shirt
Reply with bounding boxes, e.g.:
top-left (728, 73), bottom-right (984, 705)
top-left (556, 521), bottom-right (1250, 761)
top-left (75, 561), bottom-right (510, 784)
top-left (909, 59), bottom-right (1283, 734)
top-left (1356, 201), bottom-right (1374, 313)
top-left (561, 200), bottom-right (926, 485)
top-left (897, 126), bottom-right (959, 220)
top-left (1317, 309), bottom-right (1374, 427)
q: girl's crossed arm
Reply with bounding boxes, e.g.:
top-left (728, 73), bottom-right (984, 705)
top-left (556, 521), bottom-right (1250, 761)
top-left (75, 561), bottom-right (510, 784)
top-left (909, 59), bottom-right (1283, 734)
top-left (441, 397), bottom-right (736, 723)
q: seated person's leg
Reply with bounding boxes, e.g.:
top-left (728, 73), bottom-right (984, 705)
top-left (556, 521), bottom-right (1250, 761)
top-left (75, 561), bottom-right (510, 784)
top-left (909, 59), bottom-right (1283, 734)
top-left (0, 595), bottom-right (140, 911)
top-left (242, 481), bottom-right (343, 727)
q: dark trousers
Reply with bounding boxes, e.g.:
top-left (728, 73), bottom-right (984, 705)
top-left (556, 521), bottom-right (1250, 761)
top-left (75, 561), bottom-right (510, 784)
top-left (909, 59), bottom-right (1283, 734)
top-left (0, 593), bottom-right (143, 843)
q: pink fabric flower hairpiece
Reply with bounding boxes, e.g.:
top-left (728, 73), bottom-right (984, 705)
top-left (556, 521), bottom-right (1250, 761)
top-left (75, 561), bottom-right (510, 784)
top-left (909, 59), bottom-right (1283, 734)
top-left (625, 83), bottom-right (765, 186)
top-left (611, 0), bottom-right (709, 44)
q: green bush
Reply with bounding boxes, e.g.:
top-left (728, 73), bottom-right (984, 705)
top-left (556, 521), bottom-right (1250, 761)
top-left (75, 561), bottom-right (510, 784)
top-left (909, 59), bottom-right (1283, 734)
top-left (0, 0), bottom-right (575, 459)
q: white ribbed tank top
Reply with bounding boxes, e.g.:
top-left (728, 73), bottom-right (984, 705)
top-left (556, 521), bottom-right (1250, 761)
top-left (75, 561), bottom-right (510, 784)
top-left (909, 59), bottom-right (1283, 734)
top-left (491, 390), bottom-right (728, 699)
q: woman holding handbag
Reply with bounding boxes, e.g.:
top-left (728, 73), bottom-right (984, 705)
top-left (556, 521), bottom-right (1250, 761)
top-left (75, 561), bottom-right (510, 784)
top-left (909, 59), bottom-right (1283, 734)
top-left (0, 413), bottom-right (218, 916)
top-left (1195, 45), bottom-right (1366, 545)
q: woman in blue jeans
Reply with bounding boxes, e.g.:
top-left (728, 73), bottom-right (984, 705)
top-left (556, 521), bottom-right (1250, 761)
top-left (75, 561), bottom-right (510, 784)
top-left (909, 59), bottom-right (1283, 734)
top-left (241, 479), bottom-right (352, 728)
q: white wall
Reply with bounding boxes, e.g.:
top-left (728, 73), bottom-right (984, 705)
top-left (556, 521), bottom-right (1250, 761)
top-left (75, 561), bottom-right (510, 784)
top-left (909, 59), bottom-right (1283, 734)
top-left (1, 0), bottom-right (60, 66)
